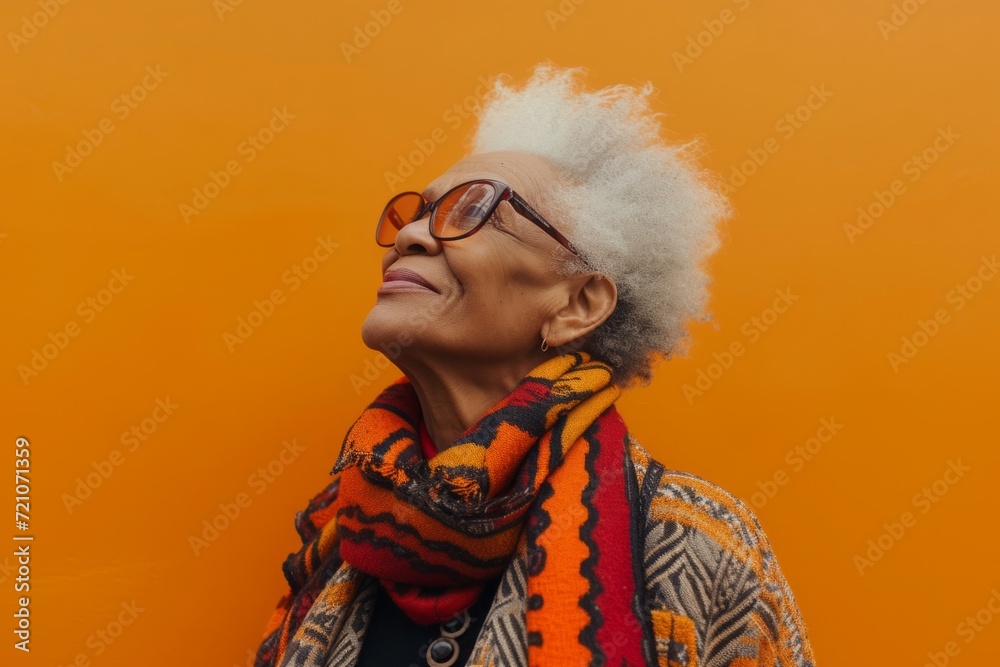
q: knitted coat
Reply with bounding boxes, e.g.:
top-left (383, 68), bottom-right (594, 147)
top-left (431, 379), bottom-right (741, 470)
top-left (295, 433), bottom-right (816, 667)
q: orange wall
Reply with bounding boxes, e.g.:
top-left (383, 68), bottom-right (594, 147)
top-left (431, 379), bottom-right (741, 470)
top-left (3, 0), bottom-right (998, 665)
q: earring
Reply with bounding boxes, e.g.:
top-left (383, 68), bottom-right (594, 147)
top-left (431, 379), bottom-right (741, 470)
top-left (540, 337), bottom-right (549, 352)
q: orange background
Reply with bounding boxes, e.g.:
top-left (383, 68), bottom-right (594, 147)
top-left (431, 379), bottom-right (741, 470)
top-left (3, 0), bottom-right (998, 665)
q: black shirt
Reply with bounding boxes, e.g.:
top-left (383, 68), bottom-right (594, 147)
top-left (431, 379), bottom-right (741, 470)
top-left (354, 574), bottom-right (504, 667)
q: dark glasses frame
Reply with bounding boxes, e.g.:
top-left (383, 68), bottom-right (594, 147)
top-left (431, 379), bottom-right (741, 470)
top-left (377, 178), bottom-right (590, 266)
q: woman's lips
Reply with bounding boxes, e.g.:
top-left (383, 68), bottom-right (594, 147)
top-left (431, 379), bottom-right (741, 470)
top-left (378, 280), bottom-right (435, 294)
top-left (380, 268), bottom-right (438, 294)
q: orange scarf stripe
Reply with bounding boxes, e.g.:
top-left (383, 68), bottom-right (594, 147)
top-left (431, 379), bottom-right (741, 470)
top-left (525, 440), bottom-right (594, 666)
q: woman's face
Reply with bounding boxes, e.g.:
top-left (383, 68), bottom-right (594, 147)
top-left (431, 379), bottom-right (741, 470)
top-left (361, 150), bottom-right (588, 373)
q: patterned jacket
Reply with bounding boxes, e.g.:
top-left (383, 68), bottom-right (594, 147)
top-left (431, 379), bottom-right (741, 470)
top-left (310, 433), bottom-right (817, 667)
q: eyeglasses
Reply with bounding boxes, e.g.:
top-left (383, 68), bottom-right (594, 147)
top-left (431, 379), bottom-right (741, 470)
top-left (376, 179), bottom-right (589, 265)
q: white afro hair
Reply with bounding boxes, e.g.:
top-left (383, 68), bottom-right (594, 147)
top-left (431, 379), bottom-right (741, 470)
top-left (467, 62), bottom-right (733, 389)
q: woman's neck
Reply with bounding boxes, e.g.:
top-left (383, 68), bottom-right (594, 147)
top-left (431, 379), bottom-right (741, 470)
top-left (397, 353), bottom-right (548, 451)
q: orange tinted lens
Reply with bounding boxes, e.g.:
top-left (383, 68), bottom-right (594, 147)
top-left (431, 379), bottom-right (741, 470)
top-left (378, 193), bottom-right (423, 245)
top-left (435, 182), bottom-right (498, 239)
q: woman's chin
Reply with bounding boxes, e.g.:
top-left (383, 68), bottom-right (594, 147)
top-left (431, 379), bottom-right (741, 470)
top-left (360, 308), bottom-right (409, 353)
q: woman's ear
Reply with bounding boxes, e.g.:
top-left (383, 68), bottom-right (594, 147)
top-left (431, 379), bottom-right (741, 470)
top-left (544, 274), bottom-right (617, 348)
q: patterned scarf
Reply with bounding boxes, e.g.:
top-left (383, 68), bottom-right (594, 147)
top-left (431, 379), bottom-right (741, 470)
top-left (255, 352), bottom-right (655, 667)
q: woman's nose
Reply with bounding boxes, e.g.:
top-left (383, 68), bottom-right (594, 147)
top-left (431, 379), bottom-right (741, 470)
top-left (394, 213), bottom-right (443, 257)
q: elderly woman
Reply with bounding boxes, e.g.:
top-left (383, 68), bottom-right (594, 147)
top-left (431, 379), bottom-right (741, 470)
top-left (254, 64), bottom-right (816, 667)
